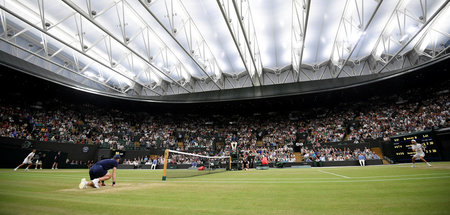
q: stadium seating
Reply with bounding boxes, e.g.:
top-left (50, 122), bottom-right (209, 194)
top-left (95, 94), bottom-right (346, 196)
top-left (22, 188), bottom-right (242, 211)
top-left (0, 83), bottom-right (448, 166)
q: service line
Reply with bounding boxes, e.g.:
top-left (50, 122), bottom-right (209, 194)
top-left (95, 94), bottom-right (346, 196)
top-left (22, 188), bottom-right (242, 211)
top-left (318, 170), bottom-right (351, 178)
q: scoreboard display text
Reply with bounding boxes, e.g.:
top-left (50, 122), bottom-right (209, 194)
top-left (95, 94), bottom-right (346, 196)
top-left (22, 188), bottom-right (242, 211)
top-left (391, 132), bottom-right (440, 162)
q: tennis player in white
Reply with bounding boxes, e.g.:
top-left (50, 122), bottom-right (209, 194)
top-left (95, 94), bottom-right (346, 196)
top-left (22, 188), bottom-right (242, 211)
top-left (411, 140), bottom-right (432, 167)
top-left (14, 149), bottom-right (36, 171)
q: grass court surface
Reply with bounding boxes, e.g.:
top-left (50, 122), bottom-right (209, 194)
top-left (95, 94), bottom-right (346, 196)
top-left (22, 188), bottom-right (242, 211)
top-left (1, 162), bottom-right (450, 215)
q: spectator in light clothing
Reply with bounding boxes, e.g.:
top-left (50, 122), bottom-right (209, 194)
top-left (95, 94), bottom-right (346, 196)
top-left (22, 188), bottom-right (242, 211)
top-left (191, 161), bottom-right (198, 168)
top-left (358, 154), bottom-right (366, 166)
top-left (151, 159), bottom-right (157, 170)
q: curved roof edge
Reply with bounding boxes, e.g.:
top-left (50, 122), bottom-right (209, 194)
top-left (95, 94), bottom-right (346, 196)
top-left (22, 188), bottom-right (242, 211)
top-left (0, 50), bottom-right (448, 103)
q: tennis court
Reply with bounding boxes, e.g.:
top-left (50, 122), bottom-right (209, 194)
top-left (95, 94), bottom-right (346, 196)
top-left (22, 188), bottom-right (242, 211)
top-left (1, 163), bottom-right (449, 215)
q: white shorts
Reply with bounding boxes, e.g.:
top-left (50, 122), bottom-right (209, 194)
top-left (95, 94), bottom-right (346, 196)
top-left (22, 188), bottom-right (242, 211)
top-left (23, 158), bottom-right (32, 164)
top-left (36, 160), bottom-right (42, 165)
top-left (413, 153), bottom-right (425, 159)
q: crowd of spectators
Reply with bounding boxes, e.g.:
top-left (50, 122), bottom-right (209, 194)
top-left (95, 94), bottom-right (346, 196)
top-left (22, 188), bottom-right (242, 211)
top-left (347, 92), bottom-right (449, 143)
top-left (122, 156), bottom-right (159, 166)
top-left (63, 158), bottom-right (94, 169)
top-left (0, 85), bottom-right (448, 161)
top-left (301, 146), bottom-right (380, 162)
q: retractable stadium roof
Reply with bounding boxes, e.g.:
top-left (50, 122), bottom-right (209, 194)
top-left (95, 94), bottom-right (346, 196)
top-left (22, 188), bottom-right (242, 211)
top-left (0, 0), bottom-right (449, 102)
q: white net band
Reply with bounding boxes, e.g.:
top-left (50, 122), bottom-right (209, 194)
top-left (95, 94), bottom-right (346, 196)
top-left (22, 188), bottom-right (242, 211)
top-left (167, 149), bottom-right (230, 159)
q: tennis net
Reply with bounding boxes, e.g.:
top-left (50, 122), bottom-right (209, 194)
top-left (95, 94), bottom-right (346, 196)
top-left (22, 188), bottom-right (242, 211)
top-left (162, 149), bottom-right (231, 180)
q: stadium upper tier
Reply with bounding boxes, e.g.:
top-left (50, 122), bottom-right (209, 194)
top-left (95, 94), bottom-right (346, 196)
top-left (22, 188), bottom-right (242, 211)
top-left (0, 0), bottom-right (449, 102)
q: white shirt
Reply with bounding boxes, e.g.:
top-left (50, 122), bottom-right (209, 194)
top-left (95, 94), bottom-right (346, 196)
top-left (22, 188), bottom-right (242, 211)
top-left (26, 152), bottom-right (35, 160)
top-left (412, 144), bottom-right (424, 154)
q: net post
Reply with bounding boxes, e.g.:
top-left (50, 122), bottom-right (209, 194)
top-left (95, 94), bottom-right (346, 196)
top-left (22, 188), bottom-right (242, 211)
top-left (229, 156), bottom-right (231, 170)
top-left (162, 149), bottom-right (169, 181)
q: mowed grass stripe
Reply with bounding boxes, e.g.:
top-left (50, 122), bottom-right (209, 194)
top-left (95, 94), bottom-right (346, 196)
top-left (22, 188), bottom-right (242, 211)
top-left (162, 175), bottom-right (450, 184)
top-left (0, 186), bottom-right (247, 215)
top-left (1, 163), bottom-right (450, 215)
top-left (3, 171), bottom-right (450, 183)
top-left (4, 175), bottom-right (450, 185)
top-left (1, 178), bottom-right (448, 214)
top-left (2, 164), bottom-right (450, 181)
top-left (168, 172), bottom-right (450, 180)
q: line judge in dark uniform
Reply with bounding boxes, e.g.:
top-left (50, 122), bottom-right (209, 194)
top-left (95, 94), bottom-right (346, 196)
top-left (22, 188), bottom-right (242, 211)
top-left (51, 151), bottom-right (61, 169)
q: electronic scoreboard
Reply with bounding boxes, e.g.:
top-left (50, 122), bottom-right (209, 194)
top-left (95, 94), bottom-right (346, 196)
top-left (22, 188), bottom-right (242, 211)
top-left (391, 130), bottom-right (441, 162)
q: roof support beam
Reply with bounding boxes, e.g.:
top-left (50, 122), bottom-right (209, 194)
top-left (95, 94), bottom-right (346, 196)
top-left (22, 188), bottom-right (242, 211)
top-left (369, 0), bottom-right (447, 69)
top-left (334, 0), bottom-right (383, 78)
top-left (217, 0), bottom-right (262, 86)
top-left (61, 0), bottom-right (192, 93)
top-left (292, 0), bottom-right (311, 82)
top-left (138, 0), bottom-right (223, 90)
top-left (0, 4), bottom-right (161, 96)
top-left (369, 1), bottom-right (404, 64)
top-left (232, 0), bottom-right (263, 86)
top-left (117, 0), bottom-right (197, 92)
top-left (375, 1), bottom-right (449, 74)
top-left (326, 0), bottom-right (349, 69)
top-left (0, 35), bottom-right (125, 94)
top-left (413, 6), bottom-right (450, 58)
top-left (0, 8), bottom-right (7, 39)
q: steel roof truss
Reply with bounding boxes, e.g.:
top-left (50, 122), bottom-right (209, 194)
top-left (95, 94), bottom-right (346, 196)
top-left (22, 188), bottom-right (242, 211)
top-left (61, 0), bottom-right (191, 93)
top-left (292, 0), bottom-right (311, 82)
top-left (375, 1), bottom-right (449, 74)
top-left (217, 0), bottom-right (261, 87)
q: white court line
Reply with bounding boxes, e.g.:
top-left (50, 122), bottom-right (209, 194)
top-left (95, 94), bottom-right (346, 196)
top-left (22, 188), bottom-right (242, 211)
top-left (318, 170), bottom-right (350, 178)
top-left (156, 175), bottom-right (450, 184)
top-left (168, 172), bottom-right (450, 181)
top-left (348, 172), bottom-right (449, 178)
top-left (309, 163), bottom-right (429, 169)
